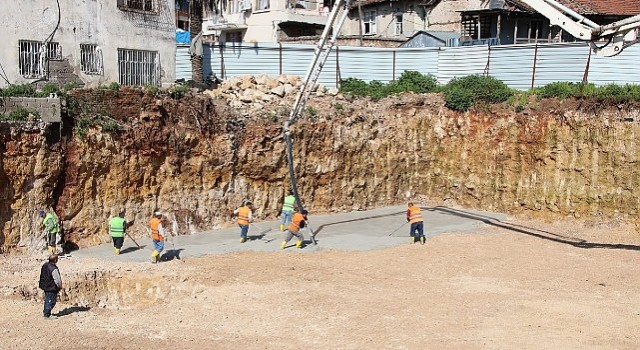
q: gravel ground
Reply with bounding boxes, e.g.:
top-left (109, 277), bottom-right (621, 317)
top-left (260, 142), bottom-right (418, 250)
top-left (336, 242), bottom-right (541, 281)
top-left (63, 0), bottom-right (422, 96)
top-left (1, 216), bottom-right (639, 349)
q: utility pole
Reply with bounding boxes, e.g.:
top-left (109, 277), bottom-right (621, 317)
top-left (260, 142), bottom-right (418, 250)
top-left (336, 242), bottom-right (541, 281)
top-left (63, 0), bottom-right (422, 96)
top-left (357, 0), bottom-right (363, 46)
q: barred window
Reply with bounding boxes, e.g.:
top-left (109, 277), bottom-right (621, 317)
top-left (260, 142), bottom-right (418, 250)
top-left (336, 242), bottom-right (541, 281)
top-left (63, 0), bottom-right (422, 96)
top-left (80, 44), bottom-right (104, 75)
top-left (117, 0), bottom-right (155, 12)
top-left (18, 40), bottom-right (60, 78)
top-left (118, 48), bottom-right (159, 86)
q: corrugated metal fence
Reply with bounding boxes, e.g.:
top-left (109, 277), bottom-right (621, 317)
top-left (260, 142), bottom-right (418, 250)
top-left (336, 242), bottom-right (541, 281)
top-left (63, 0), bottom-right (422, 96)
top-left (176, 42), bottom-right (640, 90)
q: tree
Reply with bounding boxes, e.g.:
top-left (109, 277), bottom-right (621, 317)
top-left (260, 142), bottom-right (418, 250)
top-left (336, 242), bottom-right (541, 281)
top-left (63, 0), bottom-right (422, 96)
top-left (189, 0), bottom-right (204, 84)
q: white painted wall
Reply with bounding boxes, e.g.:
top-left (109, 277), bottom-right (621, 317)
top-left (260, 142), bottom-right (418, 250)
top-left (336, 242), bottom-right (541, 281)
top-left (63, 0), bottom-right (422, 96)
top-left (213, 0), bottom-right (331, 42)
top-left (0, 0), bottom-right (176, 88)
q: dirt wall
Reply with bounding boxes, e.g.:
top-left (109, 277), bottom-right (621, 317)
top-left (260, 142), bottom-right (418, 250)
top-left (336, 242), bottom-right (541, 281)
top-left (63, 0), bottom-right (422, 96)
top-left (2, 88), bottom-right (640, 250)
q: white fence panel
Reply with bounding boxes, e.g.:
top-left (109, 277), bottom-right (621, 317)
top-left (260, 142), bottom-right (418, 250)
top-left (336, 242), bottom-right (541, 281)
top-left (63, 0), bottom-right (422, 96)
top-left (176, 45), bottom-right (192, 81)
top-left (588, 44), bottom-right (640, 86)
top-left (532, 43), bottom-right (589, 87)
top-left (189, 42), bottom-right (640, 89)
top-left (394, 48), bottom-right (439, 79)
top-left (489, 45), bottom-right (537, 90)
top-left (336, 46), bottom-right (395, 83)
top-left (219, 43), bottom-right (282, 78)
top-left (437, 46), bottom-right (489, 84)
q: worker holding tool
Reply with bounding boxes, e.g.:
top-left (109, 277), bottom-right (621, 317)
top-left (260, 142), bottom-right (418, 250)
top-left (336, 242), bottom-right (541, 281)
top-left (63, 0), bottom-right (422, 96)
top-left (109, 211), bottom-right (127, 255)
top-left (233, 201), bottom-right (253, 243)
top-left (149, 211), bottom-right (165, 263)
top-left (40, 210), bottom-right (60, 255)
top-left (281, 209), bottom-right (308, 249)
top-left (278, 191), bottom-right (296, 232)
top-left (407, 202), bottom-right (425, 244)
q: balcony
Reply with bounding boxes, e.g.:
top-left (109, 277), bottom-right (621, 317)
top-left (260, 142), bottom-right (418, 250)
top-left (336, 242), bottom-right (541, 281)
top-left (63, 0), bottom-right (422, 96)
top-left (203, 14), bottom-right (248, 33)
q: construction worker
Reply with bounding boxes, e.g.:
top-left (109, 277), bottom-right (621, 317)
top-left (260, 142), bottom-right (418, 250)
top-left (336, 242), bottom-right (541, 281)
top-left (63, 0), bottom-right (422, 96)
top-left (281, 209), bottom-right (308, 249)
top-left (233, 201), bottom-right (253, 243)
top-left (278, 191), bottom-right (296, 232)
top-left (40, 210), bottom-right (60, 255)
top-left (109, 211), bottom-right (127, 255)
top-left (38, 254), bottom-right (62, 319)
top-left (407, 202), bottom-right (425, 244)
top-left (149, 211), bottom-right (165, 263)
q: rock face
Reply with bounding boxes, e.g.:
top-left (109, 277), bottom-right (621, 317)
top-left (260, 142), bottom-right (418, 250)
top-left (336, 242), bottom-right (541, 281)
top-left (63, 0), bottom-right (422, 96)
top-left (2, 84), bottom-right (640, 251)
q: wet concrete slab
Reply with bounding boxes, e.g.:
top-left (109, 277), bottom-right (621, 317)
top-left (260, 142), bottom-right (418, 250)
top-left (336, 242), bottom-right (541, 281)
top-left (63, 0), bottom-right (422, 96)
top-left (73, 205), bottom-right (507, 262)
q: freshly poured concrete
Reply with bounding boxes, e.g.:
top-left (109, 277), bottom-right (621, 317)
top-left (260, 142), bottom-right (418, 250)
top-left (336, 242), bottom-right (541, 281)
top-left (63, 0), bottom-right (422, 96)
top-left (73, 205), bottom-right (507, 261)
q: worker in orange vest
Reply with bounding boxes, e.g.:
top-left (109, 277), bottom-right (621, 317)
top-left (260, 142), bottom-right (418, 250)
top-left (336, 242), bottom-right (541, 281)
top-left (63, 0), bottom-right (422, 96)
top-left (233, 201), bottom-right (254, 243)
top-left (149, 211), bottom-right (165, 263)
top-left (406, 202), bottom-right (425, 244)
top-left (281, 209), bottom-right (308, 249)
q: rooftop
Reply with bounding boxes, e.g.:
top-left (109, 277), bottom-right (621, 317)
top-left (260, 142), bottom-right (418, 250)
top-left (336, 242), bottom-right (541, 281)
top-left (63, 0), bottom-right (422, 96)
top-left (506, 0), bottom-right (640, 16)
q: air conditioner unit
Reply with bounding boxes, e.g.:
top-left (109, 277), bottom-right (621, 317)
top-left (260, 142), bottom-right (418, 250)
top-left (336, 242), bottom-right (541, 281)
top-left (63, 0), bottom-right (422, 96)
top-left (241, 0), bottom-right (252, 12)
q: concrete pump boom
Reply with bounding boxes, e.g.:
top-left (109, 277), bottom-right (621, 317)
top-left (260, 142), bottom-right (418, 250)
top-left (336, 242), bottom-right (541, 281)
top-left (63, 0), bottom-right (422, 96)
top-left (519, 0), bottom-right (640, 56)
top-left (283, 0), bottom-right (351, 244)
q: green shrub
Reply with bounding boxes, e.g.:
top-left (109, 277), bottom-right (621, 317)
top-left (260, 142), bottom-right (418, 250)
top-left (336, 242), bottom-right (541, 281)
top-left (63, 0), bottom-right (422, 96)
top-left (340, 78), bottom-right (370, 97)
top-left (108, 82), bottom-right (120, 91)
top-left (1, 84), bottom-right (36, 97)
top-left (145, 84), bottom-right (160, 97)
top-left (38, 84), bottom-right (60, 97)
top-left (443, 75), bottom-right (513, 111)
top-left (306, 106), bottom-right (317, 117)
top-left (0, 106), bottom-right (39, 121)
top-left (169, 84), bottom-right (189, 99)
top-left (73, 115), bottom-right (121, 140)
top-left (63, 82), bottom-right (80, 92)
top-left (443, 86), bottom-right (476, 112)
top-left (394, 70), bottom-right (438, 93)
top-left (339, 72), bottom-right (438, 100)
top-left (333, 103), bottom-right (343, 111)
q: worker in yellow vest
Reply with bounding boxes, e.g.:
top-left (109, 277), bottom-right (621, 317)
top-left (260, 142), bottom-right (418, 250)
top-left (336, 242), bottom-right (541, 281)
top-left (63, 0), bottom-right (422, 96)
top-left (40, 210), bottom-right (60, 255)
top-left (149, 211), bottom-right (165, 263)
top-left (281, 210), bottom-right (308, 249)
top-left (278, 191), bottom-right (296, 232)
top-left (109, 211), bottom-right (127, 255)
top-left (233, 201), bottom-right (253, 243)
top-left (406, 202), bottom-right (425, 244)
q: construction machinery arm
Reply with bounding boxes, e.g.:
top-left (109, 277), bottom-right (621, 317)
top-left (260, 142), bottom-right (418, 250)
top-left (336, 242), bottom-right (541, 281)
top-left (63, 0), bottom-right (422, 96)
top-left (519, 0), bottom-right (640, 56)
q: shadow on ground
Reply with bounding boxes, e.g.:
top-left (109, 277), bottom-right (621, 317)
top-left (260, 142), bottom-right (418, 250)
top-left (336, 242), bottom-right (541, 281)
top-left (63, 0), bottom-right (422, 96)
top-left (121, 246), bottom-right (146, 254)
top-left (431, 206), bottom-right (640, 251)
top-left (56, 306), bottom-right (90, 317)
top-left (161, 249), bottom-right (184, 261)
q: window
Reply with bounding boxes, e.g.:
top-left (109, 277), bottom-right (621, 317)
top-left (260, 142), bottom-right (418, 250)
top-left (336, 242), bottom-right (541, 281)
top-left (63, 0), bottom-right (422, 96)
top-left (225, 31), bottom-right (243, 42)
top-left (461, 14), bottom-right (491, 39)
top-left (256, 0), bottom-right (269, 11)
top-left (117, 0), bottom-right (155, 12)
top-left (80, 44), bottom-right (103, 75)
top-left (18, 40), bottom-right (61, 78)
top-left (363, 10), bottom-right (376, 35)
top-left (118, 49), bottom-right (159, 86)
top-left (394, 13), bottom-right (403, 35)
top-left (287, 0), bottom-right (314, 9)
top-left (515, 19), bottom-right (547, 43)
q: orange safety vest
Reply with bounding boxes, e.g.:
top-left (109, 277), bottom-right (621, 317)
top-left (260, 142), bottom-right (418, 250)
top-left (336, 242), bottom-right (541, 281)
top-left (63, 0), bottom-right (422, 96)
top-left (149, 217), bottom-right (163, 241)
top-left (408, 206), bottom-right (423, 224)
top-left (237, 206), bottom-right (251, 226)
top-left (288, 212), bottom-right (305, 232)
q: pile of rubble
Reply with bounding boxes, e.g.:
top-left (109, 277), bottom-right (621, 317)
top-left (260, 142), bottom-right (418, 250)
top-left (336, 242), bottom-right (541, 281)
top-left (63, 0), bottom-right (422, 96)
top-left (204, 74), bottom-right (342, 116)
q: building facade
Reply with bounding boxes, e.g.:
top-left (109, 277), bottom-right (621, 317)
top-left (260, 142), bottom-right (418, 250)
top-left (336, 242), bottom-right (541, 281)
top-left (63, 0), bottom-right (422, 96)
top-left (340, 0), bottom-right (487, 43)
top-left (0, 0), bottom-right (176, 88)
top-left (202, 0), bottom-right (336, 43)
